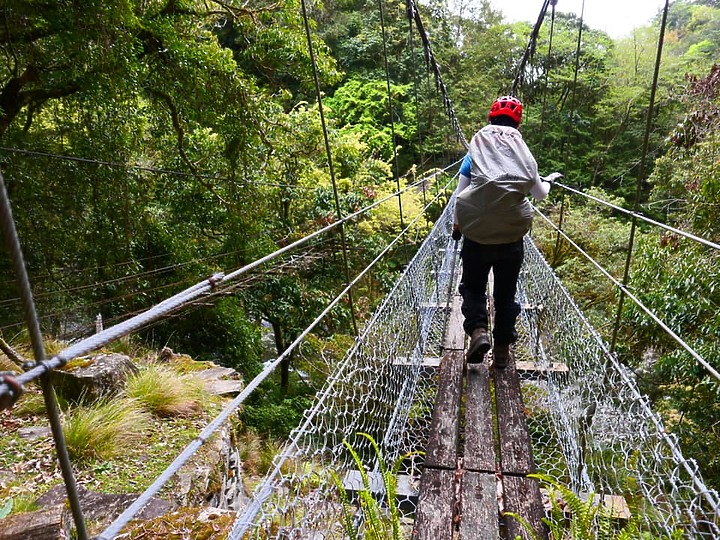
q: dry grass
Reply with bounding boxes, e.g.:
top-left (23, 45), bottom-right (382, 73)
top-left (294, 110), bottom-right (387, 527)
top-left (125, 363), bottom-right (208, 418)
top-left (0, 354), bottom-right (19, 372)
top-left (238, 430), bottom-right (283, 476)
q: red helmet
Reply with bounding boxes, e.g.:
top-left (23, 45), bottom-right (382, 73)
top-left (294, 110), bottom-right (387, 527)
top-left (488, 95), bottom-right (523, 124)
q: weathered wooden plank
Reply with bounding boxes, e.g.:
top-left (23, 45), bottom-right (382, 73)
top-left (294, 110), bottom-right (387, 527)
top-left (515, 361), bottom-right (569, 375)
top-left (393, 356), bottom-right (442, 367)
top-left (443, 294), bottom-right (465, 351)
top-left (342, 471), bottom-right (420, 499)
top-left (342, 471), bottom-right (419, 513)
top-left (463, 363), bottom-right (495, 472)
top-left (424, 350), bottom-right (464, 469)
top-left (458, 472), bottom-right (498, 540)
top-left (412, 468), bottom-right (455, 540)
top-left (494, 351), bottom-right (537, 475)
top-left (503, 475), bottom-right (548, 540)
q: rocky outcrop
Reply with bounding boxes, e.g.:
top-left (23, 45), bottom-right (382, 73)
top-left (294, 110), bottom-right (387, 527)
top-left (0, 485), bottom-right (172, 540)
top-left (50, 353), bottom-right (138, 402)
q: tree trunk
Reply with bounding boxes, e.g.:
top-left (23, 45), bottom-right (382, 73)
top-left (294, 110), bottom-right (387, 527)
top-left (271, 321), bottom-right (290, 393)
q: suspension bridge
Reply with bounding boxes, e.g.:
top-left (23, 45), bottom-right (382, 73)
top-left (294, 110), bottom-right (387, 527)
top-left (1, 0), bottom-right (720, 538)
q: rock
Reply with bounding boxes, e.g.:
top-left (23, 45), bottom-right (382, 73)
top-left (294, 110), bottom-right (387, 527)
top-left (157, 347), bottom-right (175, 363)
top-left (0, 504), bottom-right (70, 540)
top-left (35, 484), bottom-right (173, 532)
top-left (172, 425), bottom-right (248, 513)
top-left (192, 366), bottom-right (244, 396)
top-left (50, 353), bottom-right (138, 402)
top-left (193, 367), bottom-right (238, 380)
top-left (17, 426), bottom-right (52, 440)
top-left (203, 379), bottom-right (245, 396)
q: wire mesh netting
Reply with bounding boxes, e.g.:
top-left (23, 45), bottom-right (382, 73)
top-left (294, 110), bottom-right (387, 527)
top-left (229, 199), bottom-right (720, 539)
top-left (518, 235), bottom-right (720, 538)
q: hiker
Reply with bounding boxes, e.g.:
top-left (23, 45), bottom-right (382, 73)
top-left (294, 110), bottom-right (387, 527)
top-left (453, 95), bottom-right (562, 368)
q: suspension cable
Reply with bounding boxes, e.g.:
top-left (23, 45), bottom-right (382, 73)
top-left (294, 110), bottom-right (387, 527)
top-left (540, 0), bottom-right (558, 132)
top-left (611, 0), bottom-right (671, 352)
top-left (296, 0), bottom-right (359, 335)
top-left (406, 0), bottom-right (467, 148)
top-left (0, 146), bottom-right (304, 190)
top-left (378, 0), bottom-right (406, 238)
top-left (552, 181), bottom-right (720, 251)
top-left (511, 0), bottom-right (552, 96)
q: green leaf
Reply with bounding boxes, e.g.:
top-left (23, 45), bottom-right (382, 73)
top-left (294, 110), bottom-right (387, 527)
top-left (0, 499), bottom-right (13, 519)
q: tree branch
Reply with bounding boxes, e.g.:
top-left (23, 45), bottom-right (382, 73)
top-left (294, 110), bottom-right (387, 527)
top-left (150, 89), bottom-right (229, 205)
top-left (0, 337), bottom-right (27, 367)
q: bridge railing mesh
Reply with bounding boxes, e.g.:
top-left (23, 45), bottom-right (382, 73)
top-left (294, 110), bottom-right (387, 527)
top-left (519, 235), bottom-right (720, 538)
top-left (228, 200), bottom-right (720, 539)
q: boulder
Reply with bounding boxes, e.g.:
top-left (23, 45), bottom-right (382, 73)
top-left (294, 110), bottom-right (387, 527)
top-left (50, 353), bottom-right (138, 402)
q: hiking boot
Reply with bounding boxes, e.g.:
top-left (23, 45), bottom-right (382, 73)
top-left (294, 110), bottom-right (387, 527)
top-left (492, 345), bottom-right (510, 369)
top-left (466, 328), bottom-right (491, 364)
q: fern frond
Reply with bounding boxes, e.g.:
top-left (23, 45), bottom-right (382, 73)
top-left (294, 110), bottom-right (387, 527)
top-left (504, 511), bottom-right (542, 540)
top-left (330, 470), bottom-right (360, 540)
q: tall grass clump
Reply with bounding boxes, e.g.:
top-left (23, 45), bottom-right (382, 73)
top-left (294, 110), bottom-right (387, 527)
top-left (125, 363), bottom-right (208, 417)
top-left (63, 398), bottom-right (150, 461)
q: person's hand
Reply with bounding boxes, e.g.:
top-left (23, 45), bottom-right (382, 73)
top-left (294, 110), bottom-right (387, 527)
top-left (452, 223), bottom-right (462, 241)
top-left (542, 172), bottom-right (563, 184)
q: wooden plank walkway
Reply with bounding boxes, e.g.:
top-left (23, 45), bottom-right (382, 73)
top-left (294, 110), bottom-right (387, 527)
top-left (412, 290), bottom-right (547, 540)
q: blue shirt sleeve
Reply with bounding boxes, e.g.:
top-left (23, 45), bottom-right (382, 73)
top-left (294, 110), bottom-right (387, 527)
top-left (459, 154), bottom-right (471, 177)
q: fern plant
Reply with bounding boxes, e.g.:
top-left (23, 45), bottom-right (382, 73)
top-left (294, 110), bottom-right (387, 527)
top-left (506, 473), bottom-right (684, 540)
top-left (331, 432), bottom-right (421, 540)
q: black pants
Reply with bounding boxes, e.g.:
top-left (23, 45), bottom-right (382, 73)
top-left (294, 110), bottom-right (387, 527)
top-left (459, 238), bottom-right (524, 346)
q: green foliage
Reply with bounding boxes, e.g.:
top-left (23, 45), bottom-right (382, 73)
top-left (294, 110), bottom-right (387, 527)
top-left (533, 187), bottom-right (633, 333)
top-left (0, 498), bottom-right (12, 519)
top-left (237, 429), bottom-right (284, 477)
top-left (241, 395), bottom-right (313, 439)
top-left (623, 61), bottom-right (720, 488)
top-left (508, 474), bottom-right (681, 540)
top-left (62, 397), bottom-right (151, 461)
top-left (12, 391), bottom-right (46, 417)
top-left (331, 432), bottom-right (421, 540)
top-left (143, 298), bottom-right (263, 379)
top-left (326, 77), bottom-right (416, 162)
